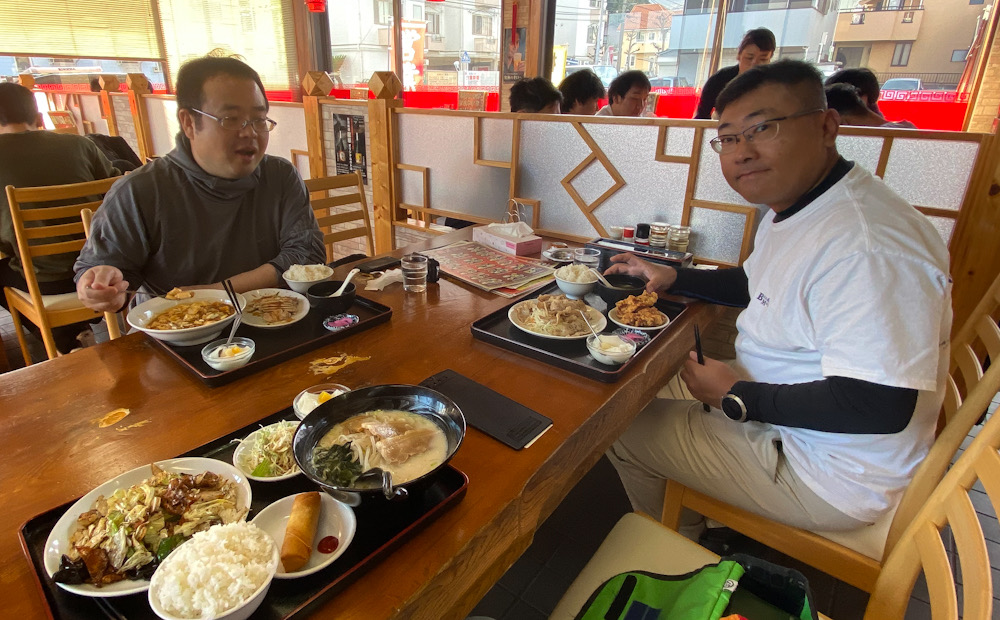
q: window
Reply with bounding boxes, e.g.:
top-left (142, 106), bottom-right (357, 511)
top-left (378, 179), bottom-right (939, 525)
top-left (427, 12), bottom-right (441, 35)
top-left (851, 12), bottom-right (865, 24)
top-left (374, 0), bottom-right (391, 25)
top-left (952, 49), bottom-right (968, 62)
top-left (587, 23), bottom-right (598, 44)
top-left (412, 6), bottom-right (422, 20)
top-left (891, 42), bottom-right (912, 66)
top-left (473, 14), bottom-right (493, 36)
top-left (590, 0), bottom-right (602, 7)
top-left (902, 11), bottom-right (914, 23)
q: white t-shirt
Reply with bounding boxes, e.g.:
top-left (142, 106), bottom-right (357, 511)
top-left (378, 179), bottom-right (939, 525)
top-left (595, 105), bottom-right (614, 116)
top-left (733, 164), bottom-right (952, 523)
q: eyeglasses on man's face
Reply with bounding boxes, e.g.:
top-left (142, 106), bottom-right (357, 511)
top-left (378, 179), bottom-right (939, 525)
top-left (191, 108), bottom-right (277, 133)
top-left (710, 108), bottom-right (825, 154)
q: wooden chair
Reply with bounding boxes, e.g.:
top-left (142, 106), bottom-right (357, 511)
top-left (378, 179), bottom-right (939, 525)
top-left (553, 359), bottom-right (1000, 619)
top-left (658, 269), bottom-right (1000, 593)
top-left (304, 171), bottom-right (374, 263)
top-left (3, 177), bottom-right (121, 364)
top-left (80, 208), bottom-right (122, 341)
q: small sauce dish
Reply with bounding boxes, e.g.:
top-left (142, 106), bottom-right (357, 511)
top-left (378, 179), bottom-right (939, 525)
top-left (586, 334), bottom-right (637, 365)
top-left (201, 337), bottom-right (255, 371)
top-left (293, 383), bottom-right (350, 419)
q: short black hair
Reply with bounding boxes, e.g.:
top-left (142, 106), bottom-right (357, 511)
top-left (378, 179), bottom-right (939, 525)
top-left (716, 59), bottom-right (825, 116)
top-left (0, 82), bottom-right (39, 126)
top-left (825, 83), bottom-right (869, 117)
top-left (738, 28), bottom-right (776, 54)
top-left (509, 77), bottom-right (562, 113)
top-left (607, 70), bottom-right (651, 102)
top-left (175, 56), bottom-right (268, 116)
top-left (558, 70), bottom-right (606, 113)
top-left (825, 68), bottom-right (880, 113)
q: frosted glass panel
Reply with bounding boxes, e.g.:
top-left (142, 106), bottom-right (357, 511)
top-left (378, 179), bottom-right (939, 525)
top-left (925, 215), bottom-right (956, 245)
top-left (398, 168), bottom-right (424, 206)
top-left (836, 135), bottom-right (882, 175)
top-left (519, 121), bottom-right (597, 236)
top-left (693, 133), bottom-right (750, 206)
top-left (688, 207), bottom-right (748, 265)
top-left (883, 139), bottom-right (978, 211)
top-left (665, 127), bottom-right (695, 158)
top-left (397, 114), bottom-right (510, 219)
top-left (480, 117), bottom-right (512, 163)
top-left (569, 158), bottom-right (617, 205)
top-left (144, 98), bottom-right (179, 157)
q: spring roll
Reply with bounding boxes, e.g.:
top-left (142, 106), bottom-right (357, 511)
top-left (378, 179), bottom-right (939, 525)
top-left (281, 492), bottom-right (321, 572)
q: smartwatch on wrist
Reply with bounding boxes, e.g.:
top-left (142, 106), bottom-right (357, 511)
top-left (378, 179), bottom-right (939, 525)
top-left (721, 392), bottom-right (748, 423)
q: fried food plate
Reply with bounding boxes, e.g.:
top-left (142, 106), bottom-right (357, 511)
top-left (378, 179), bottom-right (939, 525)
top-left (508, 298), bottom-right (607, 340)
top-left (608, 307), bottom-right (670, 331)
top-left (240, 288), bottom-right (310, 329)
top-left (43, 457), bottom-right (252, 597)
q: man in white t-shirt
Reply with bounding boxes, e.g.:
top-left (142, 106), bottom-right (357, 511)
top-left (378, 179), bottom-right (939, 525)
top-left (605, 60), bottom-right (951, 538)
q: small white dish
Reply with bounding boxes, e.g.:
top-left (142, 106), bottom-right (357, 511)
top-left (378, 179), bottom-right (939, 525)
top-left (44, 458), bottom-right (252, 598)
top-left (542, 248), bottom-right (574, 263)
top-left (587, 334), bottom-right (637, 365)
top-left (201, 337), bottom-right (255, 371)
top-left (233, 421), bottom-right (301, 482)
top-left (241, 288), bottom-right (309, 329)
top-left (293, 384), bottom-right (351, 419)
top-left (608, 307), bottom-right (670, 331)
top-left (250, 493), bottom-right (356, 579)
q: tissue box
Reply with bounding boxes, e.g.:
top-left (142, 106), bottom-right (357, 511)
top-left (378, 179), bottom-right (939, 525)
top-left (472, 225), bottom-right (543, 256)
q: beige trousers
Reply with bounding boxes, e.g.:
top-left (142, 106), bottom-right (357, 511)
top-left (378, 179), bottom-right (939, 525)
top-left (607, 373), bottom-right (867, 539)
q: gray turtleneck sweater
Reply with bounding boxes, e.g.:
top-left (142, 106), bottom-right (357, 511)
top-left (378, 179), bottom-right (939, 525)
top-left (74, 134), bottom-right (325, 295)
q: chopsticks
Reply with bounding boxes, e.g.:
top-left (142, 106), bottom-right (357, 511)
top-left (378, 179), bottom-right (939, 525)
top-left (94, 598), bottom-right (127, 620)
top-left (222, 279), bottom-right (243, 344)
top-left (694, 324), bottom-right (710, 412)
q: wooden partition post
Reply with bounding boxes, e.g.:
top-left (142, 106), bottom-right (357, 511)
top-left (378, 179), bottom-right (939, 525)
top-left (302, 95), bottom-right (327, 180)
top-left (125, 76), bottom-right (154, 161)
top-left (367, 71), bottom-right (403, 254)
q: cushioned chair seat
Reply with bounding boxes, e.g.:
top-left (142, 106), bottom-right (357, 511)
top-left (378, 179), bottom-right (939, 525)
top-left (8, 288), bottom-right (89, 312)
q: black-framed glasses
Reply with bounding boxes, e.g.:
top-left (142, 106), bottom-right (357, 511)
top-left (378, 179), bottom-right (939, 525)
top-left (709, 108), bottom-right (825, 154)
top-left (191, 108), bottom-right (277, 133)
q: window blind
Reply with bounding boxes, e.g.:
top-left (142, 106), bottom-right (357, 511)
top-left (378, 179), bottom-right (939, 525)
top-left (0, 1), bottom-right (160, 59)
top-left (157, 0), bottom-right (299, 93)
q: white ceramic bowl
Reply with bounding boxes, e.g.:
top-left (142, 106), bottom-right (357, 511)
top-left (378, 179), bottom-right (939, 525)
top-left (293, 383), bottom-right (351, 420)
top-left (250, 492), bottom-right (357, 578)
top-left (554, 275), bottom-right (596, 300)
top-left (587, 334), bottom-right (637, 365)
top-left (201, 337), bottom-right (256, 371)
top-left (283, 265), bottom-right (334, 294)
top-left (127, 290), bottom-right (246, 346)
top-left (148, 524), bottom-right (279, 620)
top-left (233, 421), bottom-right (301, 482)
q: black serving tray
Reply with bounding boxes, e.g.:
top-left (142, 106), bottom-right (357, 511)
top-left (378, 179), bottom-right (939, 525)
top-left (149, 295), bottom-right (392, 387)
top-left (471, 283), bottom-right (688, 383)
top-left (19, 407), bottom-right (468, 620)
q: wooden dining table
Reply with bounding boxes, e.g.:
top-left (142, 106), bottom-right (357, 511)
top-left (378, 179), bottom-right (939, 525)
top-left (0, 230), bottom-right (724, 619)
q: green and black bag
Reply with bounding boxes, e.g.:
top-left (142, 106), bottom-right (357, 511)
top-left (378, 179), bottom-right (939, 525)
top-left (575, 553), bottom-right (818, 620)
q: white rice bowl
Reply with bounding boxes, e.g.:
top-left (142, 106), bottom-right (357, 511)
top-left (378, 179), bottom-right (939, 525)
top-left (149, 522), bottom-right (278, 620)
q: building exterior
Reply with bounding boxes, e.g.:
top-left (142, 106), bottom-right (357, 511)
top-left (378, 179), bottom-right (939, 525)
top-left (615, 4), bottom-right (676, 73)
top-left (664, 0), bottom-right (839, 87)
top-left (555, 0), bottom-right (603, 64)
top-left (832, 0), bottom-right (990, 89)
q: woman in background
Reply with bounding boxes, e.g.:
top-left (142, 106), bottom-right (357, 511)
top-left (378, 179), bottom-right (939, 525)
top-left (694, 28), bottom-right (775, 119)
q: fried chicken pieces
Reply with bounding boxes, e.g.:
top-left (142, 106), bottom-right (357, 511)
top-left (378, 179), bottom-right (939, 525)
top-left (614, 292), bottom-right (666, 327)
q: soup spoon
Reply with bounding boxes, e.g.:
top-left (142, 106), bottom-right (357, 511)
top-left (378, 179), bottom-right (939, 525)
top-left (590, 268), bottom-right (629, 290)
top-left (322, 268), bottom-right (361, 297)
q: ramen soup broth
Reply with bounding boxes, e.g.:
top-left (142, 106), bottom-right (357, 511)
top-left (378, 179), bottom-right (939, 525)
top-left (317, 409), bottom-right (448, 486)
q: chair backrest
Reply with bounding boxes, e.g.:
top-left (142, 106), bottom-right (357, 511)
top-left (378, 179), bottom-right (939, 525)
top-left (866, 360), bottom-right (1000, 620)
top-left (4, 177), bottom-right (122, 304)
top-left (303, 171), bottom-right (374, 263)
top-left (884, 269), bottom-right (1000, 557)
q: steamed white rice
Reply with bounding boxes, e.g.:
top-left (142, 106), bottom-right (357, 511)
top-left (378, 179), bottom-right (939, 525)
top-left (150, 522), bottom-right (276, 619)
top-left (284, 264), bottom-right (332, 282)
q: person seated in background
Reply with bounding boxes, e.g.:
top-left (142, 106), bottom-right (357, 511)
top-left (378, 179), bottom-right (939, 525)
top-left (695, 28), bottom-right (775, 119)
top-left (0, 83), bottom-right (120, 353)
top-left (596, 70), bottom-right (651, 117)
top-left (558, 69), bottom-right (606, 115)
top-left (606, 60), bottom-right (950, 541)
top-left (825, 67), bottom-right (882, 116)
top-left (75, 56), bottom-right (325, 313)
top-left (826, 83), bottom-right (916, 129)
top-left (509, 77), bottom-right (562, 113)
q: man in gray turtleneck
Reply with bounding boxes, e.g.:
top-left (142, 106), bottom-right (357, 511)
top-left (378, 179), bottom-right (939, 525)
top-left (75, 57), bottom-right (325, 312)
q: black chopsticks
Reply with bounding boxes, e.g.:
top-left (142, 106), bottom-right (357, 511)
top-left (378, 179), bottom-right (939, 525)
top-left (694, 324), bottom-right (710, 412)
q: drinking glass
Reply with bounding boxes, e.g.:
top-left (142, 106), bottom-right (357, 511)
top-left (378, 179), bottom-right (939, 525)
top-left (667, 226), bottom-right (691, 253)
top-left (573, 248), bottom-right (601, 269)
top-left (401, 254), bottom-right (428, 293)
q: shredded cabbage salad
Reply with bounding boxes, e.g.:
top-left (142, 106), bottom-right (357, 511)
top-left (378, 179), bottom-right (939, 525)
top-left (244, 421), bottom-right (300, 477)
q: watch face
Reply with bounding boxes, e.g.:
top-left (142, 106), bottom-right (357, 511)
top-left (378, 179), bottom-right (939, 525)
top-left (722, 395), bottom-right (744, 421)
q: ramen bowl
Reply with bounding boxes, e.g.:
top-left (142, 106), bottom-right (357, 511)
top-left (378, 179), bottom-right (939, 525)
top-left (127, 290), bottom-right (247, 346)
top-left (293, 385), bottom-right (466, 506)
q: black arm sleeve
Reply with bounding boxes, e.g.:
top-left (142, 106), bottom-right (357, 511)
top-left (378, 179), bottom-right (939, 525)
top-left (730, 376), bottom-right (919, 434)
top-left (670, 266), bottom-right (750, 307)
top-left (694, 68), bottom-right (734, 119)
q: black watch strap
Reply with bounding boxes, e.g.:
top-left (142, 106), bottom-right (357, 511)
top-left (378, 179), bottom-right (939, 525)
top-left (721, 392), bottom-right (748, 423)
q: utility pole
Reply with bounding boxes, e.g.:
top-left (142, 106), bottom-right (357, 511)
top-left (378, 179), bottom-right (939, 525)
top-left (595, 0), bottom-right (607, 65)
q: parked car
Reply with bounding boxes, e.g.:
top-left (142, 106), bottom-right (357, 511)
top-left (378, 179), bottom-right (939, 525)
top-left (565, 65), bottom-right (619, 88)
top-left (648, 76), bottom-right (690, 88)
top-left (881, 78), bottom-right (923, 91)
